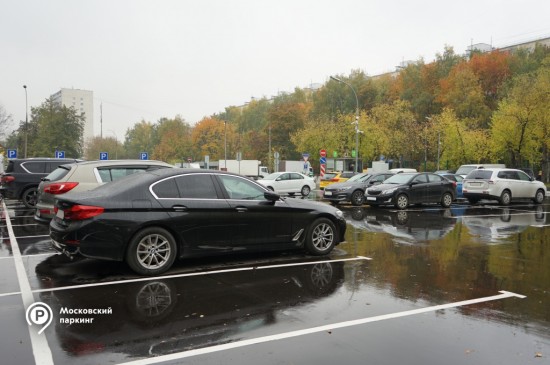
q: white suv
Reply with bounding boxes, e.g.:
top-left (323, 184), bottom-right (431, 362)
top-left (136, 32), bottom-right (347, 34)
top-left (462, 168), bottom-right (546, 205)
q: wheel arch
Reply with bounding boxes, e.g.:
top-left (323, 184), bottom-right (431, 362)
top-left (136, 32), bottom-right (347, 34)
top-left (124, 222), bottom-right (184, 260)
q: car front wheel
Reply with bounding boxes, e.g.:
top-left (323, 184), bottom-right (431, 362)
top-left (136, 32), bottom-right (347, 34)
top-left (305, 218), bottom-right (336, 255)
top-left (126, 227), bottom-right (177, 276)
top-left (534, 189), bottom-right (545, 204)
top-left (351, 190), bottom-right (364, 206)
top-left (395, 194), bottom-right (409, 210)
top-left (301, 185), bottom-right (311, 196)
top-left (500, 190), bottom-right (511, 206)
top-left (441, 192), bottom-right (453, 208)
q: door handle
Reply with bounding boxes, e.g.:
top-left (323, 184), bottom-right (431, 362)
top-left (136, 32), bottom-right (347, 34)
top-left (172, 205), bottom-right (188, 212)
top-left (235, 207), bottom-right (248, 213)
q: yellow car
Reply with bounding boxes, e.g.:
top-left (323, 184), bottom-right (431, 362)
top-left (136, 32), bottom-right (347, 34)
top-left (320, 171), bottom-right (356, 190)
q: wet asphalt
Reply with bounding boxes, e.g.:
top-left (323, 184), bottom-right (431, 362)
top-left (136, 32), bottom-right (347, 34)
top-left (1, 193), bottom-right (549, 365)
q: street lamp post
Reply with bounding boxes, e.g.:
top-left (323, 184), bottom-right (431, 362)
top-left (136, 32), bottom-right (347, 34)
top-left (330, 76), bottom-right (360, 173)
top-left (224, 121), bottom-right (227, 169)
top-left (23, 85), bottom-right (28, 158)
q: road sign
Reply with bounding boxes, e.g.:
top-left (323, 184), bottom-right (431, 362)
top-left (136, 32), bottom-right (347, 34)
top-left (320, 163), bottom-right (326, 178)
top-left (302, 153), bottom-right (309, 162)
top-left (187, 157), bottom-right (192, 163)
top-left (320, 157), bottom-right (326, 164)
top-left (7, 149), bottom-right (17, 159)
top-left (274, 151), bottom-right (280, 159)
top-left (320, 149), bottom-right (326, 157)
top-left (99, 152), bottom-right (109, 160)
top-left (55, 151), bottom-right (65, 158)
top-left (140, 152), bottom-right (148, 160)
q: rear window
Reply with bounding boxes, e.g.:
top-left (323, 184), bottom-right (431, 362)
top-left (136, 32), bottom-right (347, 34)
top-left (45, 166), bottom-right (72, 182)
top-left (466, 170), bottom-right (492, 179)
top-left (322, 173), bottom-right (337, 180)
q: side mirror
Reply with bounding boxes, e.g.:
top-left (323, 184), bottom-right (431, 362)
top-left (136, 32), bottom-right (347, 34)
top-left (264, 190), bottom-right (280, 202)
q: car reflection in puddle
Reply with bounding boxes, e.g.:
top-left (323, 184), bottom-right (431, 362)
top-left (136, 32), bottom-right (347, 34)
top-left (38, 260), bottom-right (344, 359)
top-left (345, 207), bottom-right (457, 245)
top-left (461, 205), bottom-right (546, 244)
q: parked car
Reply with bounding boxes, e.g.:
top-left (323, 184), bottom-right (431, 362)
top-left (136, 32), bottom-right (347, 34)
top-left (257, 171), bottom-right (316, 196)
top-left (35, 160), bottom-right (173, 223)
top-left (462, 168), bottom-right (546, 205)
top-left (364, 172), bottom-right (456, 209)
top-left (319, 171), bottom-right (356, 190)
top-left (49, 169), bottom-right (346, 275)
top-left (455, 164), bottom-right (506, 178)
top-left (323, 172), bottom-right (394, 206)
top-left (437, 173), bottom-right (464, 198)
top-left (0, 158), bottom-right (81, 208)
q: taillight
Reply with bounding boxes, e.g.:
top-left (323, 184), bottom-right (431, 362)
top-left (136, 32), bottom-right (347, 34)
top-left (331, 178), bottom-right (339, 182)
top-left (1, 176), bottom-right (15, 183)
top-left (58, 205), bottom-right (104, 220)
top-left (44, 182), bottom-right (79, 194)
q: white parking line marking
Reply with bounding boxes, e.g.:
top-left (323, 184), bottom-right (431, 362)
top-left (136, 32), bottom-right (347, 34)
top-left (14, 235), bottom-right (50, 239)
top-left (0, 253), bottom-right (56, 261)
top-left (116, 290), bottom-right (526, 365)
top-left (2, 201), bottom-right (54, 365)
top-left (0, 256), bottom-right (371, 297)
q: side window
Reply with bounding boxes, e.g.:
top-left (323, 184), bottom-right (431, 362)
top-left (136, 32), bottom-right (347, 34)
top-left (278, 173), bottom-right (290, 181)
top-left (373, 175), bottom-right (385, 183)
top-left (175, 174), bottom-right (218, 199)
top-left (97, 169), bottom-right (112, 182)
top-left (22, 162), bottom-right (46, 173)
top-left (413, 174), bottom-right (428, 183)
top-left (428, 174), bottom-right (443, 182)
top-left (517, 171), bottom-right (531, 181)
top-left (218, 175), bottom-right (267, 200)
top-left (290, 173), bottom-right (303, 180)
top-left (152, 178), bottom-right (179, 198)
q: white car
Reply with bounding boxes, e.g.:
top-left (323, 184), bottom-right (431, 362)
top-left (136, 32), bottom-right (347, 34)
top-left (462, 168), bottom-right (546, 205)
top-left (257, 172), bottom-right (316, 196)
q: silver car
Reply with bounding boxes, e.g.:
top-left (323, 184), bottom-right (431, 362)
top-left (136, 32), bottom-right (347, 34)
top-left (34, 160), bottom-right (173, 223)
top-left (462, 168), bottom-right (546, 205)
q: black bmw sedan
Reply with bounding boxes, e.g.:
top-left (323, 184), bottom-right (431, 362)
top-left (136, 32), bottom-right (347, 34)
top-left (49, 169), bottom-right (347, 276)
top-left (364, 172), bottom-right (456, 210)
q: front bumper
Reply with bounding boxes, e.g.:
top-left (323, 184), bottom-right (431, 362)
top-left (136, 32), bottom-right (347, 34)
top-left (322, 190), bottom-right (350, 202)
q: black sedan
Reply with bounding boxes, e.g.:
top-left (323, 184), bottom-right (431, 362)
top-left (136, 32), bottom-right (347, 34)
top-left (364, 172), bottom-right (456, 209)
top-left (323, 172), bottom-right (394, 206)
top-left (49, 169), bottom-right (347, 275)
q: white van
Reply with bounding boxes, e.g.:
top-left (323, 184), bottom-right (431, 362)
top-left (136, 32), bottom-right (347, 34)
top-left (456, 164), bottom-right (506, 178)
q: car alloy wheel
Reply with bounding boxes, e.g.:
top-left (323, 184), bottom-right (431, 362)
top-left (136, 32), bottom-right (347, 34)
top-left (22, 187), bottom-right (38, 208)
top-left (351, 190), bottom-right (364, 206)
top-left (500, 190), bottom-right (511, 206)
top-left (301, 185), bottom-right (311, 196)
top-left (534, 189), bottom-right (545, 204)
top-left (441, 192), bottom-right (453, 208)
top-left (395, 194), bottom-right (409, 210)
top-left (126, 227), bottom-right (177, 275)
top-left (306, 218), bottom-right (336, 255)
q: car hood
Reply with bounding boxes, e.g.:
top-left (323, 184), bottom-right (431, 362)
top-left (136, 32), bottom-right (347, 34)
top-left (324, 181), bottom-right (362, 190)
top-left (366, 183), bottom-right (403, 193)
top-left (281, 196), bottom-right (341, 214)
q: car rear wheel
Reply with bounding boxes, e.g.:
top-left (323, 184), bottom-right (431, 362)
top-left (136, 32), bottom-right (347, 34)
top-left (441, 192), bottom-right (453, 208)
top-left (301, 185), bottom-right (311, 196)
top-left (500, 190), bottom-right (511, 206)
top-left (534, 189), bottom-right (545, 204)
top-left (395, 194), bottom-right (409, 210)
top-left (21, 187), bottom-right (38, 208)
top-left (351, 190), bottom-right (364, 206)
top-left (126, 227), bottom-right (177, 276)
top-left (305, 218), bottom-right (336, 255)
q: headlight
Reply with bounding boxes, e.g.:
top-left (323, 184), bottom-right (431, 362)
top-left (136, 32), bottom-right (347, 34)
top-left (382, 187), bottom-right (398, 195)
top-left (336, 186), bottom-right (351, 192)
top-left (335, 210), bottom-right (344, 218)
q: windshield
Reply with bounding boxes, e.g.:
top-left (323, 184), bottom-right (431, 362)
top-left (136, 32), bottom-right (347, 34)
top-left (347, 173), bottom-right (370, 182)
top-left (455, 166), bottom-right (477, 175)
top-left (262, 173), bottom-right (281, 180)
top-left (44, 165), bottom-right (72, 182)
top-left (383, 173), bottom-right (415, 184)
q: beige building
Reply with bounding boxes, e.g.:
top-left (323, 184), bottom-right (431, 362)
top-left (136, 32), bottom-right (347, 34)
top-left (51, 88), bottom-right (94, 144)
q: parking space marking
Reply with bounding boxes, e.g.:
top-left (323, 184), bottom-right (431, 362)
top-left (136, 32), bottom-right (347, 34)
top-left (0, 253), bottom-right (55, 261)
top-left (117, 290), bottom-right (526, 365)
top-left (0, 256), bottom-right (371, 297)
top-left (2, 201), bottom-right (54, 365)
top-left (14, 235), bottom-right (50, 239)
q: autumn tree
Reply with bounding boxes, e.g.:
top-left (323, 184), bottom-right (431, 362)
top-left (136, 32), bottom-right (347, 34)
top-left (153, 116), bottom-right (192, 163)
top-left (124, 120), bottom-right (157, 159)
top-left (84, 136), bottom-right (122, 160)
top-left (191, 117), bottom-right (237, 161)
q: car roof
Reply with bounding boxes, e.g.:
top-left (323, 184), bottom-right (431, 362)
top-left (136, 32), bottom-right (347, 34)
top-left (61, 159), bottom-right (172, 168)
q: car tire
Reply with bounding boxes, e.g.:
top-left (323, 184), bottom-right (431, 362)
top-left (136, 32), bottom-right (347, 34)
top-left (499, 190), bottom-right (511, 206)
top-left (534, 189), bottom-right (545, 204)
top-left (305, 218), bottom-right (336, 256)
top-left (21, 187), bottom-right (38, 208)
top-left (441, 192), bottom-right (453, 208)
top-left (126, 227), bottom-right (177, 276)
top-left (395, 194), bottom-right (409, 210)
top-left (301, 185), bottom-right (311, 196)
top-left (351, 190), bottom-right (364, 206)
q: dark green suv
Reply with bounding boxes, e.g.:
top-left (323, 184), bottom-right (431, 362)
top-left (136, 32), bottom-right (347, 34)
top-left (0, 158), bottom-right (81, 208)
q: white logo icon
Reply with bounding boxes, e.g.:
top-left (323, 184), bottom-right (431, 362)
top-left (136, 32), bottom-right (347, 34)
top-left (26, 302), bottom-right (53, 334)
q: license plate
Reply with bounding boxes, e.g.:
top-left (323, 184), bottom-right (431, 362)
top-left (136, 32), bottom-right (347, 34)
top-left (470, 182), bottom-right (482, 187)
top-left (324, 191), bottom-right (332, 196)
top-left (367, 197), bottom-right (376, 201)
top-left (56, 209), bottom-right (64, 219)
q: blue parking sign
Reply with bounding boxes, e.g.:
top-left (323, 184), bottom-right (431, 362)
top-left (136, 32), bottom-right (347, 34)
top-left (7, 149), bottom-right (17, 159)
top-left (55, 151), bottom-right (65, 158)
top-left (140, 152), bottom-right (148, 160)
top-left (99, 152), bottom-right (109, 160)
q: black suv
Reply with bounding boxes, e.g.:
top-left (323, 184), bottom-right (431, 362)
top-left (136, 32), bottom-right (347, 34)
top-left (0, 158), bottom-right (81, 208)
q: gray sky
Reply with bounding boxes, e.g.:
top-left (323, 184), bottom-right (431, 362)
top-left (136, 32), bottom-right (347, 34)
top-left (1, 0), bottom-right (550, 142)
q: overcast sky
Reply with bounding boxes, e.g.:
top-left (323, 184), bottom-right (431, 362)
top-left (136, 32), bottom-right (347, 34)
top-left (2, 0), bottom-right (550, 142)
